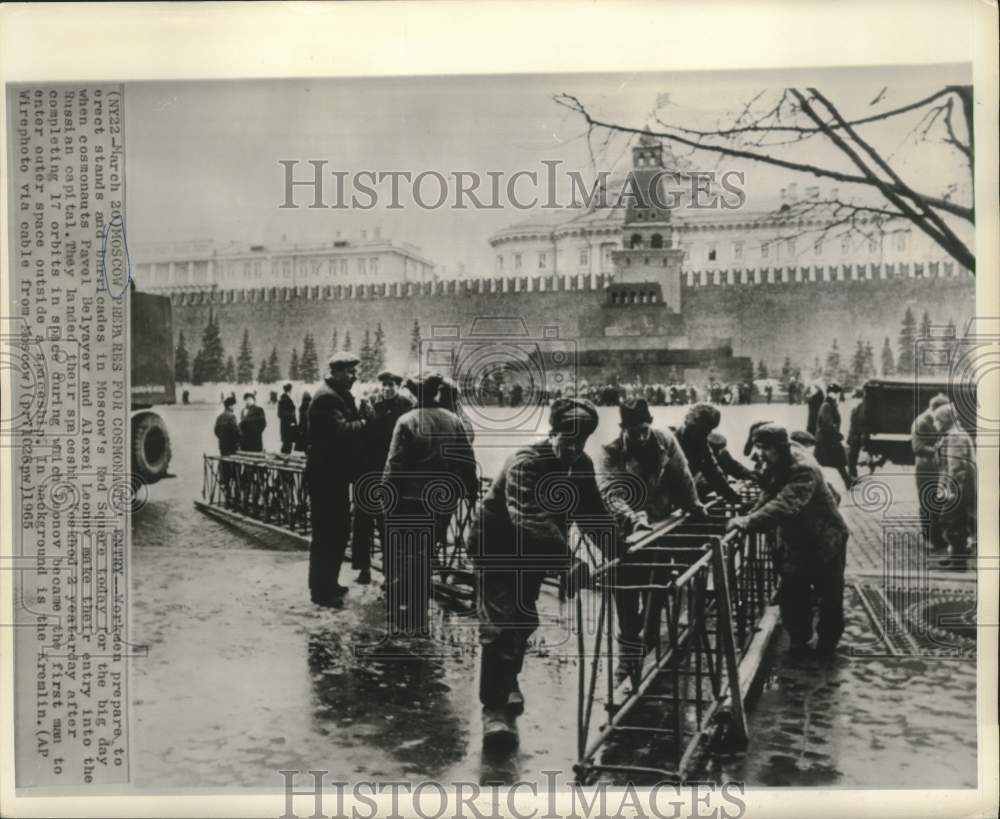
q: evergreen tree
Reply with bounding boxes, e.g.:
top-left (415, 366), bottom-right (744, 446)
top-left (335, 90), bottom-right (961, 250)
top-left (191, 349), bottom-right (205, 386)
top-left (223, 355), bottom-right (236, 383)
top-left (811, 356), bottom-right (823, 381)
top-left (199, 308), bottom-right (226, 382)
top-left (863, 341), bottom-right (877, 381)
top-left (175, 330), bottom-right (190, 383)
top-left (881, 337), bottom-right (895, 377)
top-left (289, 348), bottom-right (300, 381)
top-left (330, 328), bottom-right (339, 357)
top-left (850, 339), bottom-right (867, 387)
top-left (342, 330), bottom-right (352, 352)
top-left (257, 358), bottom-right (268, 384)
top-left (919, 309), bottom-right (932, 338)
top-left (300, 333), bottom-right (319, 382)
top-left (409, 319), bottom-right (422, 364)
top-left (236, 329), bottom-right (255, 384)
top-left (896, 306), bottom-right (917, 374)
top-left (755, 359), bottom-right (769, 380)
top-left (266, 346), bottom-right (281, 383)
top-left (824, 338), bottom-right (841, 383)
top-left (780, 356), bottom-right (792, 386)
top-left (359, 328), bottom-right (374, 381)
top-left (373, 322), bottom-right (387, 375)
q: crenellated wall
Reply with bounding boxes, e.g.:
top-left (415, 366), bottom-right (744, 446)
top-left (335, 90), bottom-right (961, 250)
top-left (163, 262), bottom-right (976, 380)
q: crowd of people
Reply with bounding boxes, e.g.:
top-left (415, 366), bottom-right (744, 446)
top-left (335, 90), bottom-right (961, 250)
top-left (210, 353), bottom-right (977, 750)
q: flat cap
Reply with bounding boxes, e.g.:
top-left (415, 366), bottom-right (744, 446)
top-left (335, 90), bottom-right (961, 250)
top-left (685, 402), bottom-right (721, 430)
top-left (549, 397), bottom-right (599, 436)
top-left (405, 372), bottom-right (444, 404)
top-left (789, 429), bottom-right (815, 447)
top-left (243, 391), bottom-right (255, 400)
top-left (328, 351), bottom-right (361, 369)
top-left (619, 397), bottom-right (653, 427)
top-left (707, 431), bottom-right (727, 448)
top-left (826, 382), bottom-right (842, 394)
top-left (223, 396), bottom-right (237, 408)
top-left (752, 423), bottom-right (790, 449)
top-left (929, 393), bottom-right (950, 411)
top-left (377, 370), bottom-right (403, 385)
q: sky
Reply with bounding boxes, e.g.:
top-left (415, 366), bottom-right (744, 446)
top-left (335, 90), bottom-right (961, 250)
top-left (124, 63), bottom-right (972, 274)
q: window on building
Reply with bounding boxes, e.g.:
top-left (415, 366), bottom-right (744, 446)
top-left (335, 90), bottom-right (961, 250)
top-left (651, 233), bottom-right (663, 249)
top-left (708, 244), bottom-right (717, 261)
top-left (514, 253), bottom-right (523, 270)
top-left (761, 242), bottom-right (769, 259)
top-left (786, 238), bottom-right (796, 256)
top-left (630, 233), bottom-right (643, 249)
top-left (243, 262), bottom-right (251, 278)
top-left (636, 211), bottom-right (644, 220)
top-left (868, 238), bottom-right (878, 254)
top-left (895, 232), bottom-right (907, 252)
top-left (840, 236), bottom-right (850, 254)
top-left (370, 258), bottom-right (379, 276)
top-left (538, 252), bottom-right (547, 269)
top-left (282, 261), bottom-right (291, 278)
top-left (814, 238), bottom-right (823, 256)
top-left (497, 254), bottom-right (504, 271)
top-left (339, 259), bottom-right (348, 275)
top-left (734, 241), bottom-right (743, 259)
top-left (358, 258), bottom-right (367, 275)
top-left (579, 249), bottom-right (589, 266)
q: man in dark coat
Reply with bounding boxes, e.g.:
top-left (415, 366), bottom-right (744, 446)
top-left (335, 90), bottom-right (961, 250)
top-left (932, 402), bottom-right (977, 570)
top-left (673, 403), bottom-right (741, 504)
top-left (598, 398), bottom-right (705, 680)
top-left (214, 396), bottom-right (241, 506)
top-left (278, 383), bottom-right (298, 455)
top-left (806, 385), bottom-right (825, 436)
top-left (239, 392), bottom-right (267, 452)
top-left (814, 383), bottom-right (853, 490)
top-left (306, 352), bottom-right (372, 605)
top-left (381, 373), bottom-right (478, 633)
top-left (294, 391), bottom-right (311, 453)
top-left (351, 370), bottom-right (414, 584)
top-left (468, 398), bottom-right (615, 748)
top-left (728, 424), bottom-right (849, 657)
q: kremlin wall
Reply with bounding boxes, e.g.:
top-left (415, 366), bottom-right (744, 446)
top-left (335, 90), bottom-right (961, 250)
top-left (162, 262), bottom-right (975, 385)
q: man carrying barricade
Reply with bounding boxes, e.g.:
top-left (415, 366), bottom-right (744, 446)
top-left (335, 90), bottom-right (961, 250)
top-left (931, 401), bottom-right (977, 571)
top-left (673, 402), bottom-right (742, 504)
top-left (726, 423), bottom-right (849, 658)
top-left (597, 398), bottom-right (706, 683)
top-left (467, 398), bottom-right (615, 749)
top-left (912, 393), bottom-right (950, 554)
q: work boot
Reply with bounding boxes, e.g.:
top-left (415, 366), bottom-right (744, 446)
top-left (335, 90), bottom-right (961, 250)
top-left (614, 657), bottom-right (640, 687)
top-left (506, 681), bottom-right (525, 715)
top-left (356, 569), bottom-right (372, 585)
top-left (482, 707), bottom-right (517, 750)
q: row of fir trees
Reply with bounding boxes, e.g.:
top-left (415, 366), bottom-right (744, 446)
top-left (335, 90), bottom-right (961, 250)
top-left (752, 307), bottom-right (958, 391)
top-left (174, 311), bottom-right (406, 385)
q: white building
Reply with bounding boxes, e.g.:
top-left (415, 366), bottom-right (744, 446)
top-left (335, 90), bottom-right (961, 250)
top-left (134, 228), bottom-right (436, 293)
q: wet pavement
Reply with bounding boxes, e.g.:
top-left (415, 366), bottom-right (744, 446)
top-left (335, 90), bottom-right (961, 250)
top-left (129, 401), bottom-right (978, 790)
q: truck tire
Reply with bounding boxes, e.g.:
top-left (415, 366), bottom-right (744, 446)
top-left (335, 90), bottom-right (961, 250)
top-left (132, 412), bottom-right (171, 484)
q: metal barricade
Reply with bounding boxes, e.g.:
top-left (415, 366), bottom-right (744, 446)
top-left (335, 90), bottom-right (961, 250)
top-left (573, 486), bottom-right (779, 785)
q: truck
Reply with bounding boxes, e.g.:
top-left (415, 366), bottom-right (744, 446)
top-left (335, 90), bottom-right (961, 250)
top-left (861, 376), bottom-right (977, 467)
top-left (130, 290), bottom-right (175, 483)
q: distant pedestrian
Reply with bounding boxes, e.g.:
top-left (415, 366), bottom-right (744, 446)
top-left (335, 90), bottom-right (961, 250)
top-left (911, 393), bottom-right (950, 552)
top-left (239, 392), bottom-right (267, 452)
top-left (814, 383), bottom-right (853, 490)
top-left (214, 396), bottom-right (241, 505)
top-left (294, 392), bottom-right (311, 453)
top-left (806, 385), bottom-right (825, 436)
top-left (278, 383), bottom-right (298, 455)
top-left (932, 402), bottom-right (977, 570)
top-left (728, 424), bottom-right (849, 657)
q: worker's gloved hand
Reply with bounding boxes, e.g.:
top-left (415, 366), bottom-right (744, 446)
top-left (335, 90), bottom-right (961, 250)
top-left (358, 398), bottom-right (374, 421)
top-left (687, 503), bottom-right (708, 521)
top-left (564, 558), bottom-right (593, 599)
top-left (629, 510), bottom-right (652, 533)
top-left (726, 515), bottom-right (750, 533)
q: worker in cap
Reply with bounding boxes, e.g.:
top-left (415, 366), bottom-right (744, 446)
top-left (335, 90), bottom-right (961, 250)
top-left (672, 402), bottom-right (740, 503)
top-left (597, 397), bottom-right (704, 683)
top-left (238, 391), bottom-right (266, 453)
top-left (278, 382), bottom-right (297, 455)
top-left (468, 396), bottom-right (614, 748)
top-left (911, 393), bottom-right (952, 554)
top-left (305, 344), bottom-right (372, 605)
top-left (351, 368), bottom-right (415, 585)
top-left (728, 423), bottom-right (849, 657)
top-left (706, 431), bottom-right (757, 483)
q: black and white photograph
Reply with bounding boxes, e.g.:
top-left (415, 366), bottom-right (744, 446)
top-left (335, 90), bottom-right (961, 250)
top-left (1, 3), bottom-right (997, 818)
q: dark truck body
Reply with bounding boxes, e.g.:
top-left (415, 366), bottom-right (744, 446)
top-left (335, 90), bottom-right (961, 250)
top-left (130, 291), bottom-right (175, 483)
top-left (862, 376), bottom-right (977, 466)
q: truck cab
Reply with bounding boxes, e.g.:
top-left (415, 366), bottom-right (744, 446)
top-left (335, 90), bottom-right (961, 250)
top-left (131, 291), bottom-right (175, 483)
